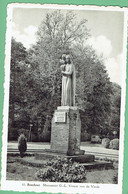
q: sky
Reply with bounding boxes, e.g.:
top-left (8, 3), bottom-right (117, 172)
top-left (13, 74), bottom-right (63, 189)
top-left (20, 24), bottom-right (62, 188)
top-left (11, 6), bottom-right (125, 86)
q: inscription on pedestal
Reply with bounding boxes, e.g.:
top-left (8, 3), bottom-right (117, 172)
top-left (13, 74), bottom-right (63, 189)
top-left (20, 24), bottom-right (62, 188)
top-left (55, 112), bottom-right (66, 123)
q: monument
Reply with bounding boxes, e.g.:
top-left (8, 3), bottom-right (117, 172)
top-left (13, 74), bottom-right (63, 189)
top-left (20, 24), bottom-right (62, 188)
top-left (50, 54), bottom-right (94, 162)
top-left (35, 54), bottom-right (94, 162)
top-left (51, 55), bottom-right (82, 155)
top-left (34, 54), bottom-right (112, 168)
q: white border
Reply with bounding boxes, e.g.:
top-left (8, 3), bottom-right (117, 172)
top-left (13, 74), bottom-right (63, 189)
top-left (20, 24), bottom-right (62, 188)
top-left (1, 3), bottom-right (128, 194)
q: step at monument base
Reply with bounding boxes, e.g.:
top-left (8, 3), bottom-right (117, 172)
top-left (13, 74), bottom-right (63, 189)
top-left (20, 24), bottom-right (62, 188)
top-left (17, 157), bottom-right (113, 170)
top-left (34, 150), bottom-right (95, 163)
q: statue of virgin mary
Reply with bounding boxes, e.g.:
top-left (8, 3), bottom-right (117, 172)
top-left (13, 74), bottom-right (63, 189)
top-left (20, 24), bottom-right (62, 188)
top-left (61, 54), bottom-right (76, 106)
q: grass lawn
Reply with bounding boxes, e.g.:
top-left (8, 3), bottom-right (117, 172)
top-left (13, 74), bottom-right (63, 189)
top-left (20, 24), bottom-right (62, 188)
top-left (6, 156), bottom-right (118, 184)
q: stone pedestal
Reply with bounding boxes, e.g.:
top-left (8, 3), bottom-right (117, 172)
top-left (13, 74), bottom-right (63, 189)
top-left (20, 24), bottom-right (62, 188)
top-left (35, 106), bottom-right (95, 164)
top-left (50, 106), bottom-right (83, 155)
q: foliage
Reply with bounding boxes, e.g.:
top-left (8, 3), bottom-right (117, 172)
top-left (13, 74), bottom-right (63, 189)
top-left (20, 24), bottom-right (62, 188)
top-left (102, 138), bottom-right (110, 148)
top-left (91, 135), bottom-right (101, 143)
top-left (109, 83), bottom-right (121, 138)
top-left (81, 131), bottom-right (91, 141)
top-left (112, 172), bottom-right (118, 184)
top-left (36, 157), bottom-right (86, 182)
top-left (74, 44), bottom-right (112, 135)
top-left (8, 10), bottom-right (121, 141)
top-left (38, 116), bottom-right (51, 142)
top-left (9, 38), bottom-right (28, 127)
top-left (8, 128), bottom-right (19, 141)
top-left (39, 129), bottom-right (51, 142)
top-left (30, 133), bottom-right (39, 142)
top-left (109, 138), bottom-right (119, 150)
top-left (18, 128), bottom-right (29, 140)
top-left (27, 10), bottom-right (90, 123)
top-left (29, 10), bottom-right (112, 136)
top-left (9, 38), bottom-right (49, 139)
top-left (18, 134), bottom-right (27, 157)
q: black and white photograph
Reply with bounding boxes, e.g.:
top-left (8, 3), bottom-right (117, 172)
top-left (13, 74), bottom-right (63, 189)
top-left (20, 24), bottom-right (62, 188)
top-left (1, 4), bottom-right (127, 194)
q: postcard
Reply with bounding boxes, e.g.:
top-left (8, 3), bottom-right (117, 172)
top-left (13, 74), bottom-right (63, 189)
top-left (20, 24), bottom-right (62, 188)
top-left (1, 3), bottom-right (128, 194)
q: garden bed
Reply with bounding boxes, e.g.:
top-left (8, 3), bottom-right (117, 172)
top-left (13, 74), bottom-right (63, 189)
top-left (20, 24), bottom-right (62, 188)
top-left (6, 156), bottom-right (118, 184)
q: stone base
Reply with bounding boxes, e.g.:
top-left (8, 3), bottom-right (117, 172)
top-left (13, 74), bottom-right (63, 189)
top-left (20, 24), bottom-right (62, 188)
top-left (50, 106), bottom-right (82, 154)
top-left (17, 157), bottom-right (113, 169)
top-left (40, 106), bottom-right (96, 164)
top-left (68, 154), bottom-right (95, 163)
top-left (34, 149), bottom-right (95, 163)
top-left (67, 149), bottom-right (85, 156)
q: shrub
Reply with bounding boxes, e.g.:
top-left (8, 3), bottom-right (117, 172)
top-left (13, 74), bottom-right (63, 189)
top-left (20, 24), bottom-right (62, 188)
top-left (18, 129), bottom-right (38, 142)
top-left (102, 138), bottom-right (110, 148)
top-left (36, 157), bottom-right (86, 183)
top-left (81, 132), bottom-right (91, 142)
top-left (18, 129), bottom-right (29, 140)
top-left (112, 172), bottom-right (118, 184)
top-left (18, 134), bottom-right (27, 158)
top-left (109, 138), bottom-right (119, 150)
top-left (91, 135), bottom-right (101, 143)
top-left (39, 129), bottom-right (51, 142)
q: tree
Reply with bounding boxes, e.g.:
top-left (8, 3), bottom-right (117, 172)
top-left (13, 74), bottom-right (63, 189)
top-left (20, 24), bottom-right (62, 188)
top-left (9, 10), bottom-right (116, 141)
top-left (9, 38), bottom-right (46, 140)
top-left (9, 38), bottom-right (28, 129)
top-left (110, 83), bottom-right (121, 137)
top-left (28, 10), bottom-right (90, 133)
top-left (71, 44), bottom-right (112, 136)
top-left (28, 10), bottom-right (113, 137)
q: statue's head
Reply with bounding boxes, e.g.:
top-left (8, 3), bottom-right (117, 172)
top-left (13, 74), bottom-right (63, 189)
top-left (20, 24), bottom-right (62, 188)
top-left (60, 59), bottom-right (64, 65)
top-left (62, 54), bottom-right (66, 61)
top-left (66, 54), bottom-right (71, 64)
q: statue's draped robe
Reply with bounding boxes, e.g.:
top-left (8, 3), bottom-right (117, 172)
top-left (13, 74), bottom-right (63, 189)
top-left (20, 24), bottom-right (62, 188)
top-left (61, 63), bottom-right (75, 106)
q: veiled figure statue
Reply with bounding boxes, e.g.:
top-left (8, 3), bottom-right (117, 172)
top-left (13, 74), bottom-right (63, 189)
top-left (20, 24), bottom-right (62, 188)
top-left (60, 54), bottom-right (76, 106)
